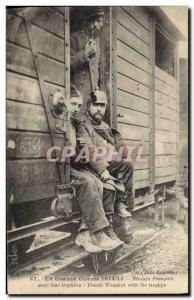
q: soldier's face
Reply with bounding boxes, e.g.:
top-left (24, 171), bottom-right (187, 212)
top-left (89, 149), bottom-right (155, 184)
top-left (88, 102), bottom-right (106, 122)
top-left (69, 96), bottom-right (83, 117)
top-left (89, 16), bottom-right (104, 35)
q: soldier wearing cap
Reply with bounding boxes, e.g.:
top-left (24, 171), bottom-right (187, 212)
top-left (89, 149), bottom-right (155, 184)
top-left (61, 85), bottom-right (123, 252)
top-left (73, 90), bottom-right (134, 243)
top-left (70, 7), bottom-right (105, 110)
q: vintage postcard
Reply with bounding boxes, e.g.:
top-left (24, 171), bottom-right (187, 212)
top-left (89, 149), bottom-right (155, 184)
top-left (6, 6), bottom-right (189, 294)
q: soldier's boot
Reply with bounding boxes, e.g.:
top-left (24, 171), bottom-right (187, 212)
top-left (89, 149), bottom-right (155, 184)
top-left (113, 214), bottom-right (133, 244)
top-left (91, 230), bottom-right (123, 251)
top-left (75, 230), bottom-right (102, 253)
top-left (127, 192), bottom-right (135, 214)
top-left (115, 202), bottom-right (132, 218)
top-left (104, 215), bottom-right (124, 245)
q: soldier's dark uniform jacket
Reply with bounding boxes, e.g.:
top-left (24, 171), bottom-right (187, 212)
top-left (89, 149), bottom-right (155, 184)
top-left (70, 29), bottom-right (100, 110)
top-left (74, 113), bottom-right (124, 173)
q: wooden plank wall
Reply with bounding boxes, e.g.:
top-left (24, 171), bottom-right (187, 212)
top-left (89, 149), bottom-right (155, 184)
top-left (6, 7), bottom-right (66, 203)
top-left (154, 66), bottom-right (178, 184)
top-left (116, 7), bottom-right (151, 189)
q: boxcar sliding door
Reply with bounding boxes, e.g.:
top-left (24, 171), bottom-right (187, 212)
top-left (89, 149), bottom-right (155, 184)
top-left (111, 7), bottom-right (180, 199)
top-left (6, 7), bottom-right (70, 223)
top-left (111, 7), bottom-right (151, 192)
top-left (154, 27), bottom-right (179, 186)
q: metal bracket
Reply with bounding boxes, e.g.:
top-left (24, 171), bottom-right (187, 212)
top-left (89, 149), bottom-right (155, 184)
top-left (154, 186), bottom-right (165, 226)
top-left (51, 184), bottom-right (76, 218)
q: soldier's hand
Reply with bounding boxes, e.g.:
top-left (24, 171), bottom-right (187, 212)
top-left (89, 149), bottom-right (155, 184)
top-left (100, 169), bottom-right (111, 180)
top-left (77, 137), bottom-right (86, 147)
top-left (85, 39), bottom-right (97, 59)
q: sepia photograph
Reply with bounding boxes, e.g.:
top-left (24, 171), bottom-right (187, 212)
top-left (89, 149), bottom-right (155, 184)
top-left (6, 5), bottom-right (189, 295)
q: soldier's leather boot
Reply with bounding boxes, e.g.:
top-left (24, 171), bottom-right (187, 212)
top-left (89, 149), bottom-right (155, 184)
top-left (113, 214), bottom-right (133, 244)
top-left (91, 230), bottom-right (122, 251)
top-left (75, 230), bottom-right (102, 253)
top-left (104, 215), bottom-right (124, 245)
top-left (116, 202), bottom-right (132, 218)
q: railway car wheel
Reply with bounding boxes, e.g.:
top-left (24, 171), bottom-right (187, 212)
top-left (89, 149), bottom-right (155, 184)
top-left (51, 197), bottom-right (62, 218)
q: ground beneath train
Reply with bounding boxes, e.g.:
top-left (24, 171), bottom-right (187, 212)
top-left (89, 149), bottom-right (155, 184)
top-left (62, 199), bottom-right (188, 278)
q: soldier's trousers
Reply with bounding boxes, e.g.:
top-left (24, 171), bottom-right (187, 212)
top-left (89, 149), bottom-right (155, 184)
top-left (70, 161), bottom-right (134, 233)
top-left (70, 168), bottom-right (110, 233)
top-left (107, 161), bottom-right (134, 209)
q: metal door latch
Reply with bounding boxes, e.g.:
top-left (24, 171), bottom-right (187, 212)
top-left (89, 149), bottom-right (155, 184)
top-left (117, 113), bottom-right (124, 118)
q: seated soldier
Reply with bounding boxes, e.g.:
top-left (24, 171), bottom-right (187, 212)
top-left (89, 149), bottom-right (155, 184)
top-left (73, 90), bottom-right (134, 239)
top-left (67, 85), bottom-right (123, 252)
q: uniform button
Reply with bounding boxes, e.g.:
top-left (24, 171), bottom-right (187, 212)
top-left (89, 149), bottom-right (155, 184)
top-left (82, 71), bottom-right (86, 75)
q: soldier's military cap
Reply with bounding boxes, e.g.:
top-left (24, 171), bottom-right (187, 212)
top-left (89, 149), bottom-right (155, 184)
top-left (84, 7), bottom-right (104, 19)
top-left (90, 90), bottom-right (107, 104)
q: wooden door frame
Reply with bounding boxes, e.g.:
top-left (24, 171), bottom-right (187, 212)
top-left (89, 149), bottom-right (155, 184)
top-left (110, 6), bottom-right (118, 128)
top-left (149, 12), bottom-right (156, 191)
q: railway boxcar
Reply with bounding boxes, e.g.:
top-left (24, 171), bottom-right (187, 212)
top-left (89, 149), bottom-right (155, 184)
top-left (6, 6), bottom-right (186, 261)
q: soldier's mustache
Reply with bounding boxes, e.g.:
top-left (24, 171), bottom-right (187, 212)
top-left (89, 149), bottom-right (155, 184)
top-left (71, 112), bottom-right (79, 116)
top-left (94, 112), bottom-right (103, 117)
